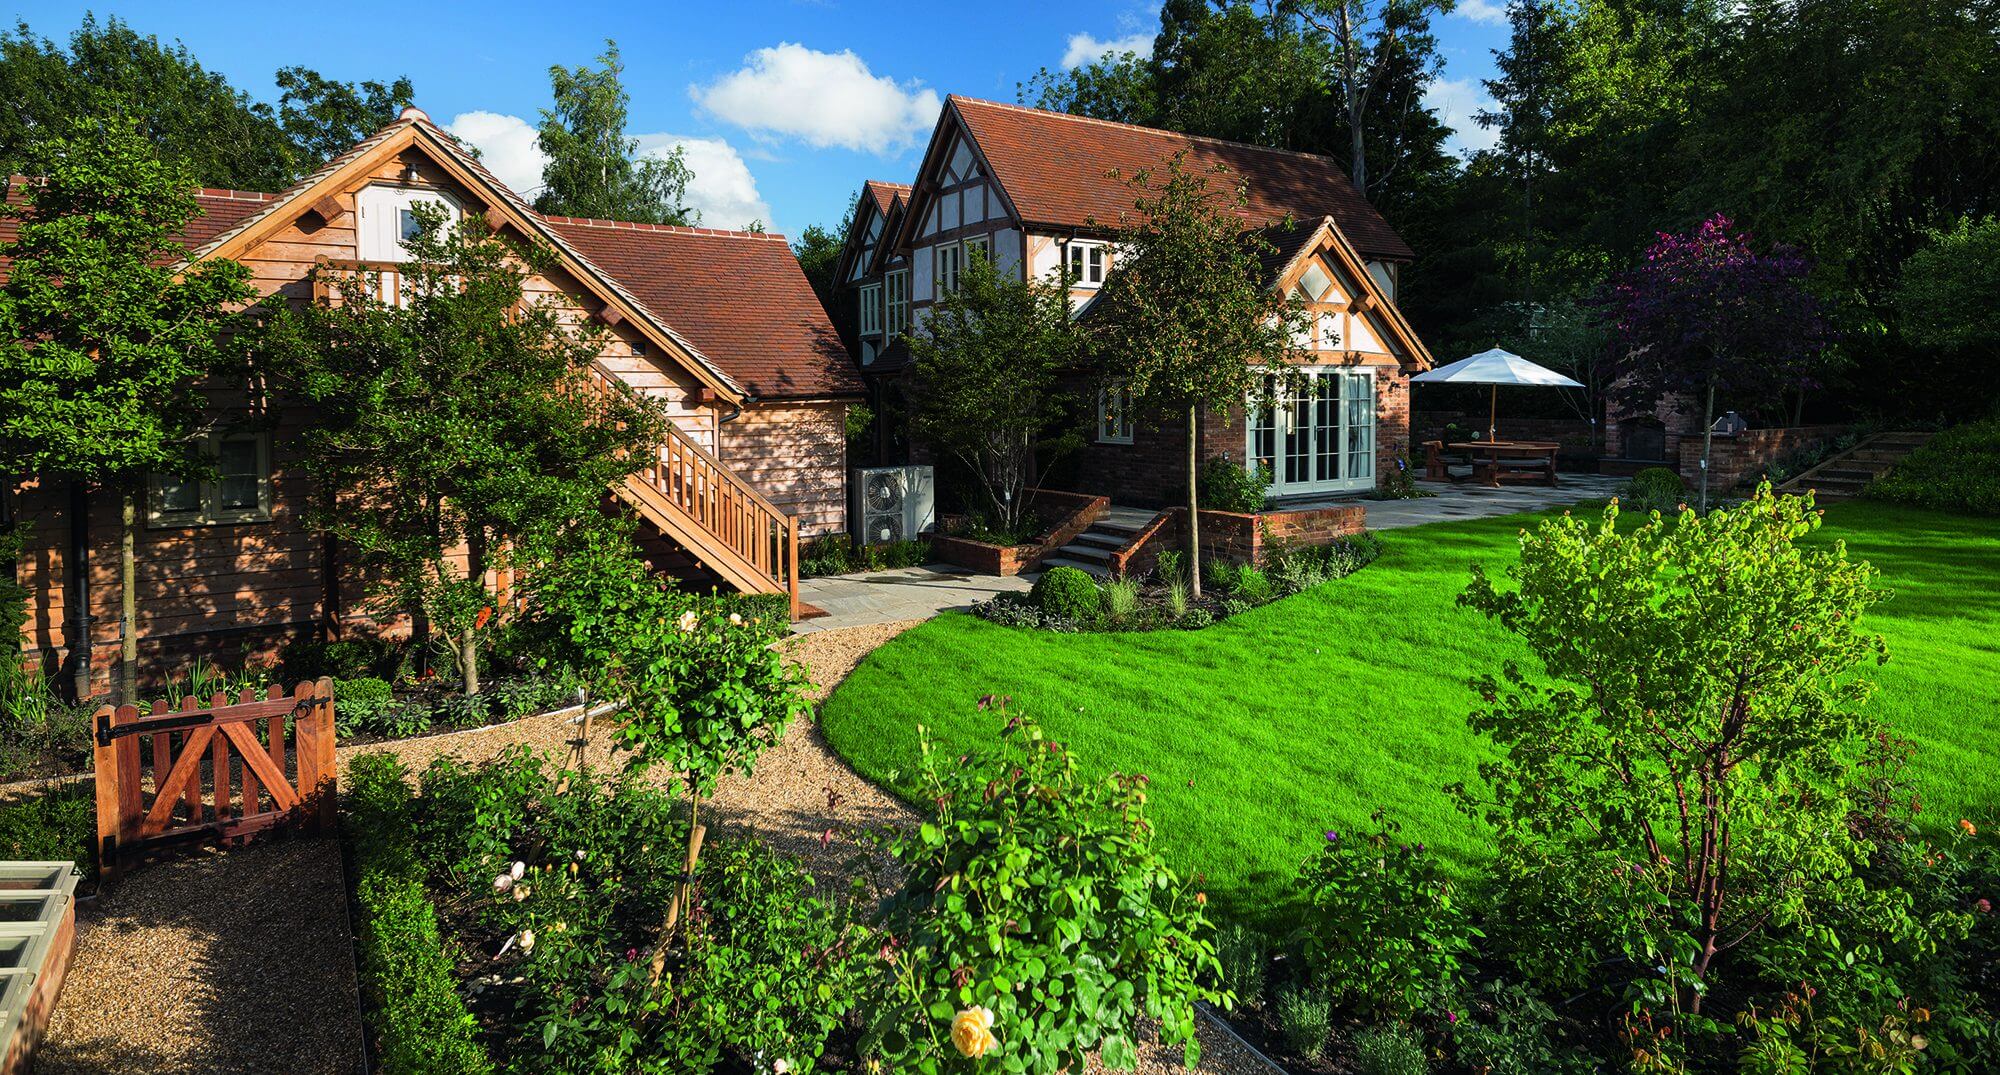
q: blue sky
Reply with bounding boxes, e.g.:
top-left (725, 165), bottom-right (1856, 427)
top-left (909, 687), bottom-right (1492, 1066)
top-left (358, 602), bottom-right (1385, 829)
top-left (8, 0), bottom-right (1511, 236)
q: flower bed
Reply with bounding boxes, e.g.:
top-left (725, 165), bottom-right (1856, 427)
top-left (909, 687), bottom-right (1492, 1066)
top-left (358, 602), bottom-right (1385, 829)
top-left (927, 489), bottom-right (1108, 576)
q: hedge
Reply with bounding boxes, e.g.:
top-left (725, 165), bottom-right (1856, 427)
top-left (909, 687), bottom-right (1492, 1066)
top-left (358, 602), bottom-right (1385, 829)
top-left (345, 753), bottom-right (493, 1075)
top-left (1865, 419), bottom-right (2000, 516)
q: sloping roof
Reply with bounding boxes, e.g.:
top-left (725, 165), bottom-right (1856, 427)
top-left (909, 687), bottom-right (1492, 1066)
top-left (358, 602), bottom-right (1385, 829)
top-left (547, 218), bottom-right (863, 400)
top-left (947, 96), bottom-right (1414, 262)
top-left (862, 180), bottom-right (910, 216)
top-left (1, 179), bottom-right (273, 276)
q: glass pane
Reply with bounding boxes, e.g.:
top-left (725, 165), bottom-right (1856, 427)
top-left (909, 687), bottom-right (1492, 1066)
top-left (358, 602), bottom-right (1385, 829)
top-left (398, 207), bottom-right (422, 242)
top-left (218, 475), bottom-right (260, 511)
top-left (217, 438), bottom-right (259, 477)
top-left (1299, 261), bottom-right (1333, 300)
top-left (155, 477), bottom-right (199, 514)
top-left (1346, 375), bottom-right (1375, 480)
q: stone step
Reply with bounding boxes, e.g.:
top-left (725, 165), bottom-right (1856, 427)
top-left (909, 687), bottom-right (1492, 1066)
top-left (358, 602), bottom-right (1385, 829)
top-left (1073, 530), bottom-right (1131, 550)
top-left (1056, 543), bottom-right (1115, 563)
top-left (1819, 467), bottom-right (1883, 481)
top-left (1038, 556), bottom-right (1112, 578)
top-left (1872, 432), bottom-right (1933, 446)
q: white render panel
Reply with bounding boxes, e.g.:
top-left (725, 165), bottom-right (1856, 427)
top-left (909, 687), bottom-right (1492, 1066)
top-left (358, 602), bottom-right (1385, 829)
top-left (1348, 313), bottom-right (1389, 354)
top-left (993, 227), bottom-right (1024, 277)
top-left (965, 184), bottom-right (985, 224)
top-left (922, 202), bottom-right (938, 237)
top-left (914, 246), bottom-right (934, 302)
top-left (941, 191), bottom-right (960, 231)
top-left (1027, 232), bottom-right (1063, 282)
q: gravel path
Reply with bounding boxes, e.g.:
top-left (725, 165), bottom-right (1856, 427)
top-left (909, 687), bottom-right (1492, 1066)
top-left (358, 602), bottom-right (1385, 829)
top-left (39, 839), bottom-right (365, 1075)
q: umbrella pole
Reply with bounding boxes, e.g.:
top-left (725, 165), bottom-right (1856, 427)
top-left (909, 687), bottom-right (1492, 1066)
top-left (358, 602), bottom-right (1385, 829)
top-left (1489, 384), bottom-right (1498, 441)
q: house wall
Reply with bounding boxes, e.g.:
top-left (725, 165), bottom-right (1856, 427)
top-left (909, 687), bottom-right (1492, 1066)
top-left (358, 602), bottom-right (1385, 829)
top-left (10, 147), bottom-right (741, 694)
top-left (718, 401), bottom-right (850, 537)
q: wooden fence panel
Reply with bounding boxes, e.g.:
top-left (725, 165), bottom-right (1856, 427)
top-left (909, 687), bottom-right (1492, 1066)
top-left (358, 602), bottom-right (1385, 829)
top-left (92, 678), bottom-right (338, 883)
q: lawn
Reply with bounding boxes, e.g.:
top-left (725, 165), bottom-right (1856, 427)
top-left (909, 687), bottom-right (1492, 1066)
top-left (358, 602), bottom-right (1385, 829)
top-left (818, 500), bottom-right (2000, 924)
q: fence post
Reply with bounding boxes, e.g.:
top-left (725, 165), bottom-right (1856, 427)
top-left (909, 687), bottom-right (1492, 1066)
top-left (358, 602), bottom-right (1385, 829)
top-left (90, 703), bottom-right (140, 884)
top-left (295, 679), bottom-right (338, 832)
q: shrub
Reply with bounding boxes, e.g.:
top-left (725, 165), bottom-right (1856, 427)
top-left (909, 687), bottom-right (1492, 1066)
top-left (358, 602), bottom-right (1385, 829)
top-left (1177, 607), bottom-right (1216, 630)
top-left (860, 538), bottom-right (930, 570)
top-left (1866, 419), bottom-right (2000, 515)
top-left (0, 783), bottom-right (93, 880)
top-left (1164, 577), bottom-right (1190, 619)
top-left (1214, 924), bottom-right (1267, 1010)
top-left (1228, 565), bottom-right (1274, 605)
top-left (1276, 986), bottom-right (1332, 1061)
top-left (1200, 456), bottom-right (1270, 514)
top-left (1354, 1024), bottom-right (1428, 1075)
top-left (1298, 812), bottom-right (1475, 1019)
top-left (281, 635), bottom-right (391, 681)
top-left (800, 534), bottom-right (855, 577)
top-left (334, 676), bottom-right (394, 737)
top-left (1030, 565), bottom-right (1102, 622)
top-left (1266, 533), bottom-right (1382, 595)
top-left (869, 711), bottom-right (1224, 1072)
top-left (344, 753), bottom-right (491, 1075)
top-left (969, 595), bottom-right (1083, 633)
top-left (1102, 575), bottom-right (1140, 619)
top-left (1155, 549), bottom-right (1186, 586)
top-left (1449, 982), bottom-right (1593, 1075)
top-left (1618, 465), bottom-right (1686, 515)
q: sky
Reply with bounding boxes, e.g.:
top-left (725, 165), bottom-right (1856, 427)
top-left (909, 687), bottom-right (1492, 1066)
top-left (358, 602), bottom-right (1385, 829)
top-left (8, 0), bottom-right (1512, 237)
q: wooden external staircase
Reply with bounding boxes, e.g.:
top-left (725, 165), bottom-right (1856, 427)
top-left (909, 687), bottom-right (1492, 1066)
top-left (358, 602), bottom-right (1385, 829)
top-left (587, 367), bottom-right (801, 618)
top-left (1777, 431), bottom-right (1935, 502)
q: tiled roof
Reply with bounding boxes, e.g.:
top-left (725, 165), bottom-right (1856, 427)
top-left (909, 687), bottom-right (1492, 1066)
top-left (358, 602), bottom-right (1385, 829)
top-left (862, 180), bottom-right (910, 216)
top-left (947, 96), bottom-right (1414, 262)
top-left (547, 217), bottom-right (863, 400)
top-left (1, 179), bottom-right (273, 276)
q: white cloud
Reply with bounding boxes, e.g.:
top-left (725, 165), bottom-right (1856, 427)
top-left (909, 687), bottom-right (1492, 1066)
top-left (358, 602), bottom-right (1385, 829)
top-left (446, 111), bottom-right (547, 198)
top-left (1426, 77), bottom-right (1501, 157)
top-left (690, 43), bottom-right (941, 155)
top-left (446, 112), bottom-right (774, 230)
top-left (634, 134), bottom-right (775, 230)
top-left (1061, 31), bottom-right (1154, 69)
top-left (1453, 0), bottom-right (1509, 25)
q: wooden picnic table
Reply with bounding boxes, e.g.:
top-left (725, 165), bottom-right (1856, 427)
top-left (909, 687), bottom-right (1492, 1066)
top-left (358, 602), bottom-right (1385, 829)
top-left (1447, 440), bottom-right (1561, 488)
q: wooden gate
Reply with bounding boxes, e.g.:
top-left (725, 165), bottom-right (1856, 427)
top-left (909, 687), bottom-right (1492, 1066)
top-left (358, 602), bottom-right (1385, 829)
top-left (91, 679), bottom-right (337, 882)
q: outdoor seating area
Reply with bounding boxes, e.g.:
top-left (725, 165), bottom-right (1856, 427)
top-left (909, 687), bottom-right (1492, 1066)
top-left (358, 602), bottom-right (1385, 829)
top-left (1423, 438), bottom-right (1562, 487)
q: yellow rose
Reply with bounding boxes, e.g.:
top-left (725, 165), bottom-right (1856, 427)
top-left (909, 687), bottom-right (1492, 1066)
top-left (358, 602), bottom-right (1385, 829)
top-left (950, 1006), bottom-right (998, 1058)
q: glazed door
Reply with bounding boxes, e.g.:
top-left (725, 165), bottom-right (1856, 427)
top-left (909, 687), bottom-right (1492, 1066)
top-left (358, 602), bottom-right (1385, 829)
top-left (1247, 368), bottom-right (1376, 498)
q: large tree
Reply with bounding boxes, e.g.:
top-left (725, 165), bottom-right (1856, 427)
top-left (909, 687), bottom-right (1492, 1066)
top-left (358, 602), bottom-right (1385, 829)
top-left (534, 40), bottom-right (695, 225)
top-left (908, 250), bottom-right (1082, 537)
top-left (1088, 156), bottom-right (1309, 597)
top-left (267, 208), bottom-right (671, 694)
top-left (1294, 0), bottom-right (1454, 198)
top-left (0, 118), bottom-right (253, 701)
top-left (275, 66), bottom-right (415, 171)
top-left (1602, 214), bottom-right (1831, 509)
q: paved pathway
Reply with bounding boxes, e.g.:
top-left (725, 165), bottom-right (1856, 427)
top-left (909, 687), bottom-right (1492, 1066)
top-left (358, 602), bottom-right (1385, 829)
top-left (794, 564), bottom-right (1032, 633)
top-left (1351, 473), bottom-right (1625, 529)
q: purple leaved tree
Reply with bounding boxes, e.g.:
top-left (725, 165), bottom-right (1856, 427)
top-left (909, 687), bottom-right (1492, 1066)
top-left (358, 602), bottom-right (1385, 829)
top-left (1604, 215), bottom-right (1831, 509)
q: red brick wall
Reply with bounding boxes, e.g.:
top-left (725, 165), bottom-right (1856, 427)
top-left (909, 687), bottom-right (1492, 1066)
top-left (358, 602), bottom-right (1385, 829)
top-left (1695, 425), bottom-right (1848, 491)
top-left (1112, 502), bottom-right (1367, 577)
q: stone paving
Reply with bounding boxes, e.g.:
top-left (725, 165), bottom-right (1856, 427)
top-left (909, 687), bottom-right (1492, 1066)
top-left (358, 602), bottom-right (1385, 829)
top-left (794, 564), bottom-right (1032, 633)
top-left (795, 473), bottom-right (1624, 632)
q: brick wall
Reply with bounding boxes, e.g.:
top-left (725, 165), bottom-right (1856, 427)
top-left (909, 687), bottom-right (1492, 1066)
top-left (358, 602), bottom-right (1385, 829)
top-left (1112, 502), bottom-right (1367, 577)
top-left (1694, 425), bottom-right (1848, 491)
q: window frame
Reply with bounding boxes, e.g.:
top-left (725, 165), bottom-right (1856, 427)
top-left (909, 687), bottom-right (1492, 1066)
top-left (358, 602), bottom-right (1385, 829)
top-left (1067, 241), bottom-right (1107, 288)
top-left (962, 234), bottom-right (991, 267)
top-left (883, 269), bottom-right (910, 338)
top-left (858, 281), bottom-right (884, 336)
top-left (1096, 381), bottom-right (1135, 445)
top-left (934, 243), bottom-right (964, 296)
top-left (148, 432), bottom-right (275, 528)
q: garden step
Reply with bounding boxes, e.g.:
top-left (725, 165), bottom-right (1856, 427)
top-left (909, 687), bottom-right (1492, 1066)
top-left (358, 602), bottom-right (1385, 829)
top-left (1056, 543), bottom-right (1115, 563)
top-left (1038, 556), bottom-right (1112, 578)
top-left (1073, 531), bottom-right (1131, 550)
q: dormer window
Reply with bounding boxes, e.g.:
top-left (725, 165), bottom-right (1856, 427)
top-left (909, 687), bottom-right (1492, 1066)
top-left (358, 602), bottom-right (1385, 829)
top-left (1067, 241), bottom-right (1106, 287)
top-left (357, 185), bottom-right (460, 262)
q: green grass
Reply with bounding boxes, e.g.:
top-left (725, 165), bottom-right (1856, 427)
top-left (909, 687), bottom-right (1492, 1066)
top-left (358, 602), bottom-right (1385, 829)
top-left (818, 500), bottom-right (2000, 923)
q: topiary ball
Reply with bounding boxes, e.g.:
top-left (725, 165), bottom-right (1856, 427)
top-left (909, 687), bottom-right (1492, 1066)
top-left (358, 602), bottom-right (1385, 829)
top-left (1030, 565), bottom-right (1103, 623)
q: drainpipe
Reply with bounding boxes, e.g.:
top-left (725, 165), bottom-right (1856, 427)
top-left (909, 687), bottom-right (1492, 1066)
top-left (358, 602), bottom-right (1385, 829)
top-left (67, 480), bottom-right (91, 703)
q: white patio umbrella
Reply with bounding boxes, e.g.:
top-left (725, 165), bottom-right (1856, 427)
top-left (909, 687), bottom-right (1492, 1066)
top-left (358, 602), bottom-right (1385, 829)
top-left (1410, 347), bottom-right (1583, 441)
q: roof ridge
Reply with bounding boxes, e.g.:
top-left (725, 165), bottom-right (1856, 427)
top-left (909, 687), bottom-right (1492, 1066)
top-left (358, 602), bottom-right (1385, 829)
top-left (541, 215), bottom-right (790, 242)
top-left (864, 179), bottom-right (913, 191)
top-left (947, 95), bottom-right (1355, 173)
top-left (196, 187), bottom-right (280, 202)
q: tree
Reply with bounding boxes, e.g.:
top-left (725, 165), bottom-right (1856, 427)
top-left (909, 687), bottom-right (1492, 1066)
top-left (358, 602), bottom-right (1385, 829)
top-left (908, 251), bottom-right (1082, 537)
top-left (791, 215), bottom-right (848, 323)
top-left (1896, 216), bottom-right (2000, 357)
top-left (1458, 486), bottom-right (1888, 1013)
top-left (1088, 155), bottom-right (1309, 597)
top-left (534, 40), bottom-right (695, 225)
top-left (275, 66), bottom-right (415, 170)
top-left (267, 207), bottom-right (671, 695)
top-left (1603, 215), bottom-right (1830, 509)
top-left (1295, 0), bottom-right (1454, 198)
top-left (0, 15), bottom-right (295, 191)
top-left (0, 118), bottom-right (253, 701)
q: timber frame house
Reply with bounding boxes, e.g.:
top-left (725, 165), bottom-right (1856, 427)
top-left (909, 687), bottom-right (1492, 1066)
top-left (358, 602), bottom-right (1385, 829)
top-left (5, 107), bottom-right (859, 694)
top-left (837, 96), bottom-right (1433, 507)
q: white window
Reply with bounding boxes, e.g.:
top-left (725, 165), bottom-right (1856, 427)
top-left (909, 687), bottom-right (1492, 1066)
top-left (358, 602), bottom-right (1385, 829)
top-left (858, 282), bottom-right (883, 336)
top-left (1067, 241), bottom-right (1106, 287)
top-left (935, 243), bottom-right (964, 295)
top-left (962, 234), bottom-right (990, 266)
top-left (357, 185), bottom-right (460, 262)
top-left (149, 433), bottom-right (273, 527)
top-left (884, 270), bottom-right (910, 336)
top-left (1097, 382), bottom-right (1135, 444)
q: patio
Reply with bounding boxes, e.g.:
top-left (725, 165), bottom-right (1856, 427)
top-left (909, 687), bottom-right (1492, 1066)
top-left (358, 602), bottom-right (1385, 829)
top-left (1282, 472), bottom-right (1626, 530)
top-left (794, 565), bottom-right (1032, 634)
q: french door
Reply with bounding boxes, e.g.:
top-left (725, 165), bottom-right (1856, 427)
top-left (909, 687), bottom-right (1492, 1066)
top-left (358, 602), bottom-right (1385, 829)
top-left (1246, 368), bottom-right (1376, 497)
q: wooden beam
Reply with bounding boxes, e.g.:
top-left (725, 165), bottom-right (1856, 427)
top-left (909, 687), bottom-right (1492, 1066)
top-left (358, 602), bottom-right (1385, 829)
top-left (304, 195), bottom-right (344, 228)
top-left (483, 206), bottom-right (508, 233)
top-left (596, 304), bottom-right (625, 329)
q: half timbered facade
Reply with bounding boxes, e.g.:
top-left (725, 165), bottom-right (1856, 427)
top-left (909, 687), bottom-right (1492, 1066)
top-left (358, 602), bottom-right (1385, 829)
top-left (837, 96), bottom-right (1432, 507)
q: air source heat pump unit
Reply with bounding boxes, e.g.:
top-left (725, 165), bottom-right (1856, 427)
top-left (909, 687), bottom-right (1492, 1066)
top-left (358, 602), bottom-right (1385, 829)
top-left (851, 465), bottom-right (935, 545)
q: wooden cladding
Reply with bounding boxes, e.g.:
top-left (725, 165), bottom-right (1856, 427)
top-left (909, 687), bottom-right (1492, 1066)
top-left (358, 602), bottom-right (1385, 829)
top-left (91, 679), bottom-right (337, 884)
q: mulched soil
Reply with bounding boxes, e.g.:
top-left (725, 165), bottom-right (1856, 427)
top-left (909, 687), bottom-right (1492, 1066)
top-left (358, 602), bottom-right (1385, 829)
top-left (38, 838), bottom-right (366, 1075)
